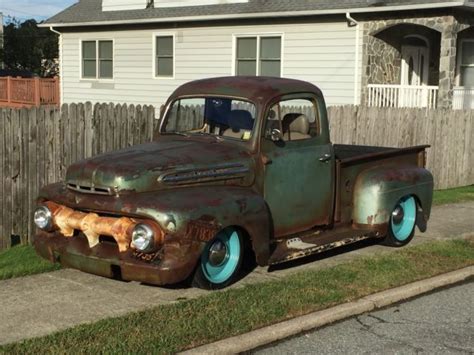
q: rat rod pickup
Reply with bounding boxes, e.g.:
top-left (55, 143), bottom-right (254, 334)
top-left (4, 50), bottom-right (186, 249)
top-left (34, 77), bottom-right (433, 289)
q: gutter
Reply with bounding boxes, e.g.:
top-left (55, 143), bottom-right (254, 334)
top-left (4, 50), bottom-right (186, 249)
top-left (49, 27), bottom-right (63, 105)
top-left (39, 2), bottom-right (468, 28)
top-left (346, 13), bottom-right (360, 106)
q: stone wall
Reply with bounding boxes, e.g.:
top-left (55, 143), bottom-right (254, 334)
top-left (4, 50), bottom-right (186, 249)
top-left (365, 34), bottom-right (401, 85)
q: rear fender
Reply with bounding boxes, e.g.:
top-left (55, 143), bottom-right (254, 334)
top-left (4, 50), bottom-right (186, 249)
top-left (352, 166), bottom-right (434, 233)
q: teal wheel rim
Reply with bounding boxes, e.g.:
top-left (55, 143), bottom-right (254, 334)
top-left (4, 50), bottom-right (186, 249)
top-left (201, 230), bottom-right (241, 284)
top-left (391, 196), bottom-right (416, 241)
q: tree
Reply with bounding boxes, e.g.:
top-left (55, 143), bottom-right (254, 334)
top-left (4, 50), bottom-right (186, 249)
top-left (0, 18), bottom-right (59, 77)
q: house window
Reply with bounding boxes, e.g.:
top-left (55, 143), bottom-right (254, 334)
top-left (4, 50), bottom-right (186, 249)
top-left (460, 40), bottom-right (474, 87)
top-left (155, 35), bottom-right (174, 77)
top-left (236, 36), bottom-right (282, 77)
top-left (82, 40), bottom-right (113, 79)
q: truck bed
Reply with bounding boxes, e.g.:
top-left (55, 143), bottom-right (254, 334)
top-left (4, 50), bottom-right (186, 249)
top-left (333, 143), bottom-right (430, 224)
top-left (334, 144), bottom-right (395, 160)
top-left (334, 144), bottom-right (429, 166)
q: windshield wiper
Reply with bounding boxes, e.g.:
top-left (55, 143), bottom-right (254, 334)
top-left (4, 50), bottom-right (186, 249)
top-left (161, 132), bottom-right (190, 137)
top-left (189, 132), bottom-right (222, 142)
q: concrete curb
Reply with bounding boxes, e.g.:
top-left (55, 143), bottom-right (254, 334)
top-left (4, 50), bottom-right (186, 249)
top-left (182, 266), bottom-right (474, 355)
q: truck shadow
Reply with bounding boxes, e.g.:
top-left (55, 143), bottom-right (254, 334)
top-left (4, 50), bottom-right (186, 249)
top-left (143, 239), bottom-right (383, 290)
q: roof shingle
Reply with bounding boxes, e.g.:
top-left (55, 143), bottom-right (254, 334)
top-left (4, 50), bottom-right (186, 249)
top-left (44, 0), bottom-right (469, 26)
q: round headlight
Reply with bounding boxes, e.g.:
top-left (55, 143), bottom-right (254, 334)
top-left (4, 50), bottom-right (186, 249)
top-left (34, 206), bottom-right (53, 230)
top-left (131, 224), bottom-right (155, 252)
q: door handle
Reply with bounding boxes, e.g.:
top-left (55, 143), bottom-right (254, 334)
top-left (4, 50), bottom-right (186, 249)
top-left (319, 154), bottom-right (332, 163)
top-left (261, 154), bottom-right (273, 165)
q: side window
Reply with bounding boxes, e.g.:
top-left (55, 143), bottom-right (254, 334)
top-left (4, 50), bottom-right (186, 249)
top-left (82, 41), bottom-right (97, 78)
top-left (460, 40), bottom-right (474, 86)
top-left (266, 98), bottom-right (320, 141)
top-left (155, 35), bottom-right (174, 77)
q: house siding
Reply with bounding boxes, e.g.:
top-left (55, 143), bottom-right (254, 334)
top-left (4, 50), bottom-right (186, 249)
top-left (60, 19), bottom-right (362, 107)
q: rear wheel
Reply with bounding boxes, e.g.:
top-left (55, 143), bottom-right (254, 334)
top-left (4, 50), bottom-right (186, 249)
top-left (383, 196), bottom-right (417, 247)
top-left (192, 228), bottom-right (244, 290)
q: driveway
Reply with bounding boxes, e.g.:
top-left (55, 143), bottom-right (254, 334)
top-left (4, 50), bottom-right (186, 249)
top-left (0, 201), bottom-right (473, 345)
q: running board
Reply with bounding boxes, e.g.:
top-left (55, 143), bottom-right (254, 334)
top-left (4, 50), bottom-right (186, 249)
top-left (269, 234), bottom-right (372, 265)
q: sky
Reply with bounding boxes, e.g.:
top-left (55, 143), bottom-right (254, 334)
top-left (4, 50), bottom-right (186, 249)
top-left (0, 0), bottom-right (77, 22)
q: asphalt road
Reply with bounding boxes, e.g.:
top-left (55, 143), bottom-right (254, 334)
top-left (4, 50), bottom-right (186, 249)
top-left (255, 282), bottom-right (474, 354)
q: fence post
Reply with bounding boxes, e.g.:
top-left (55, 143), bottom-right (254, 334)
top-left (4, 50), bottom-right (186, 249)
top-left (34, 77), bottom-right (41, 107)
top-left (6, 76), bottom-right (11, 105)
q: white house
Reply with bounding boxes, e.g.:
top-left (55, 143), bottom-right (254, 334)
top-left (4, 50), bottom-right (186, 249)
top-left (43, 0), bottom-right (474, 110)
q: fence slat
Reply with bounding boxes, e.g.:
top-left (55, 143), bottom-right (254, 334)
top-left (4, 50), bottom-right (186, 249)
top-left (19, 109), bottom-right (29, 243)
top-left (0, 109), bottom-right (3, 249)
top-left (27, 108), bottom-right (38, 240)
top-left (3, 109), bottom-right (13, 247)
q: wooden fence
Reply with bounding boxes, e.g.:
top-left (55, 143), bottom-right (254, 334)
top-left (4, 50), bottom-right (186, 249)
top-left (328, 106), bottom-right (473, 191)
top-left (0, 103), bottom-right (157, 250)
top-left (0, 103), bottom-right (472, 249)
top-left (0, 76), bottom-right (60, 108)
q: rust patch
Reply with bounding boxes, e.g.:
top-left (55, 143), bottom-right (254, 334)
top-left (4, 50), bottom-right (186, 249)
top-left (271, 235), bottom-right (371, 265)
top-left (367, 215), bottom-right (374, 225)
top-left (44, 201), bottom-right (162, 252)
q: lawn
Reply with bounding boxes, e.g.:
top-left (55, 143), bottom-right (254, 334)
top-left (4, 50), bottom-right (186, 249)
top-left (1, 238), bottom-right (473, 354)
top-left (432, 185), bottom-right (474, 205)
top-left (0, 245), bottom-right (60, 281)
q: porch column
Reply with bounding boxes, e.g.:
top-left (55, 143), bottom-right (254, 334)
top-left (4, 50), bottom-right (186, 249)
top-left (438, 20), bottom-right (458, 109)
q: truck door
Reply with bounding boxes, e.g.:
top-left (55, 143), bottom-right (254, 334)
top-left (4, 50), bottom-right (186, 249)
top-left (261, 95), bottom-right (335, 237)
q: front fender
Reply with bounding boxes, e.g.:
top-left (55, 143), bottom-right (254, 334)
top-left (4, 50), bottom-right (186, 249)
top-left (352, 166), bottom-right (434, 232)
top-left (39, 183), bottom-right (272, 267)
top-left (136, 186), bottom-right (272, 266)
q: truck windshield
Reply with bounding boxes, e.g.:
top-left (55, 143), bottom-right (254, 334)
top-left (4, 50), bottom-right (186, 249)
top-left (163, 97), bottom-right (257, 141)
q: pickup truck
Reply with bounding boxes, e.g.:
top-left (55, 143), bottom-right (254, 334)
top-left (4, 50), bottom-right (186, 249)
top-left (33, 77), bottom-right (434, 290)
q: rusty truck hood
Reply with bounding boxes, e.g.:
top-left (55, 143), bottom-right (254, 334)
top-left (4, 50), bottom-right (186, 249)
top-left (65, 135), bottom-right (254, 194)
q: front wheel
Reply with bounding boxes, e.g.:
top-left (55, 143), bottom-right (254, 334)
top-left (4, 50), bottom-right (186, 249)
top-left (192, 228), bottom-right (244, 290)
top-left (382, 196), bottom-right (417, 247)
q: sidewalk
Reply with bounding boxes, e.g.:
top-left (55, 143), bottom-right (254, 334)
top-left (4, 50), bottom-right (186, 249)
top-left (0, 201), bottom-right (473, 345)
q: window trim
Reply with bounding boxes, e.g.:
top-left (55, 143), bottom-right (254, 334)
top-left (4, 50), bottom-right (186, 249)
top-left (232, 33), bottom-right (284, 77)
top-left (79, 39), bottom-right (115, 81)
top-left (153, 32), bottom-right (176, 80)
top-left (456, 39), bottom-right (474, 87)
top-left (263, 93), bottom-right (323, 143)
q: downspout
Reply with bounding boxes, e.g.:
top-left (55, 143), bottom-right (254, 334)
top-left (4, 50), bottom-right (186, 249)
top-left (49, 26), bottom-right (63, 106)
top-left (346, 12), bottom-right (361, 105)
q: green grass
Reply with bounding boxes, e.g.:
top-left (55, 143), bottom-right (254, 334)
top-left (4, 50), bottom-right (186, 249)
top-left (0, 245), bottom-right (60, 281)
top-left (1, 238), bottom-right (473, 354)
top-left (433, 185), bottom-right (474, 205)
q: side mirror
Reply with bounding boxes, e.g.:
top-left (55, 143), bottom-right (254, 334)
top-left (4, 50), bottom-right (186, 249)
top-left (270, 128), bottom-right (283, 142)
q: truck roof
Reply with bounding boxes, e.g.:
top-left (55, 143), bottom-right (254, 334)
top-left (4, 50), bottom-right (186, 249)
top-left (168, 76), bottom-right (323, 104)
